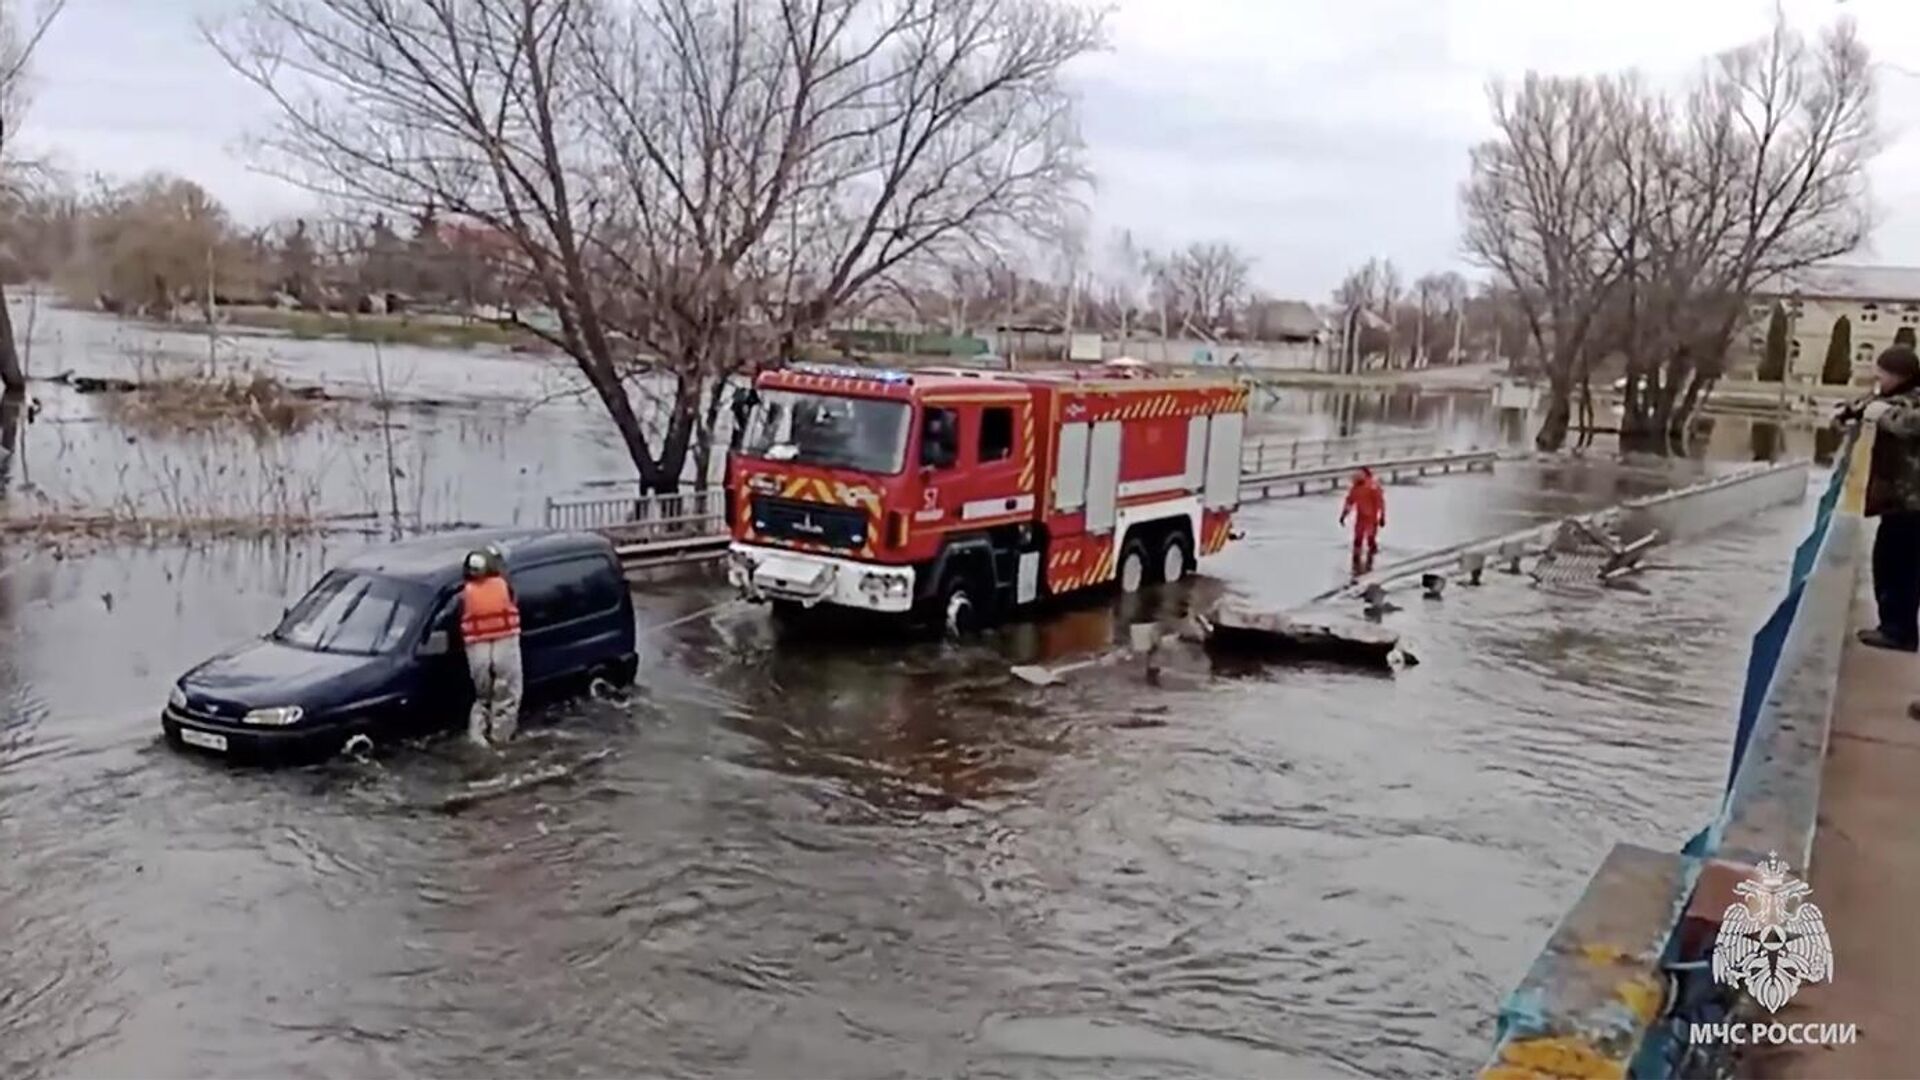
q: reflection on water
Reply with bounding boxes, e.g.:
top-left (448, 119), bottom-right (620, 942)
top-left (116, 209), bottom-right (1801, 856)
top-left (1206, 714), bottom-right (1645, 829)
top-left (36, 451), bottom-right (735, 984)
top-left (0, 441), bottom-right (1813, 1077)
top-left (4, 307), bottom-right (634, 528)
top-left (1247, 386), bottom-right (1521, 449)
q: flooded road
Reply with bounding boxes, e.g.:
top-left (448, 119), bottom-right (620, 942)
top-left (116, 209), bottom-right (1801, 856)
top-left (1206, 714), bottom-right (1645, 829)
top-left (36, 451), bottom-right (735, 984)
top-left (2, 448), bottom-right (1810, 1078)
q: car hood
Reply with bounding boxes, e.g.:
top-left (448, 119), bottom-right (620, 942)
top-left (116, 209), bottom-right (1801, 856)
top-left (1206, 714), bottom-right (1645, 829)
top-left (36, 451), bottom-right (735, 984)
top-left (180, 639), bottom-right (391, 716)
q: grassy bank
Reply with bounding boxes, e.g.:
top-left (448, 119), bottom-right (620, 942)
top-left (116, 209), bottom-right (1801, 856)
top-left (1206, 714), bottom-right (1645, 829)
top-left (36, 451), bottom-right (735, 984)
top-left (220, 307), bottom-right (540, 350)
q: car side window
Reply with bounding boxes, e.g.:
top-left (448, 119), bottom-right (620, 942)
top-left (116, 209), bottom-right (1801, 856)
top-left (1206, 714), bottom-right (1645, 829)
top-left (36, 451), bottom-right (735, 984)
top-left (512, 557), bottom-right (621, 631)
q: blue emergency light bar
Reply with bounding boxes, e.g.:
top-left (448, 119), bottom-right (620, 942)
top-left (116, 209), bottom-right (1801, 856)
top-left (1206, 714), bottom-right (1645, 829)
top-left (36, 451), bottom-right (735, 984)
top-left (789, 363), bottom-right (913, 384)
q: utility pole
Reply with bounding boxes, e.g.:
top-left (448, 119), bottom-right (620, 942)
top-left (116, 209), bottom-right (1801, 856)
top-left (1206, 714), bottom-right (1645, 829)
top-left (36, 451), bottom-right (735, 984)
top-left (205, 243), bottom-right (219, 377)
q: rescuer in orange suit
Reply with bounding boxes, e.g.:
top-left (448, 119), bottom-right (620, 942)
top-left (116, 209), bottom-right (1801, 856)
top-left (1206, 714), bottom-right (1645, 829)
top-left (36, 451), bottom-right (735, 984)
top-left (1340, 466), bottom-right (1386, 574)
top-left (460, 547), bottom-right (523, 748)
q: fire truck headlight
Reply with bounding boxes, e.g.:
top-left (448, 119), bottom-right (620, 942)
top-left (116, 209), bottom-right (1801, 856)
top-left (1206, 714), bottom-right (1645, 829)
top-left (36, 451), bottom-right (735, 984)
top-left (859, 571), bottom-right (910, 599)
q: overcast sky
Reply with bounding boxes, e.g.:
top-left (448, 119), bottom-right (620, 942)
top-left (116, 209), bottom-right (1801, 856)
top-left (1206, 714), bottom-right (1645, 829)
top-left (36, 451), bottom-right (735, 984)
top-left (19, 0), bottom-right (1920, 301)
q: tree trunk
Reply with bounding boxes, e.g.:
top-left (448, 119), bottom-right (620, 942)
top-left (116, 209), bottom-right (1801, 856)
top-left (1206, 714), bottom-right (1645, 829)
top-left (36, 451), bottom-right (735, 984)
top-left (650, 371), bottom-right (703, 496)
top-left (0, 282), bottom-right (23, 394)
top-left (692, 374), bottom-right (731, 492)
top-left (1536, 373), bottom-right (1572, 452)
top-left (1670, 372), bottom-right (1714, 441)
top-left (579, 361), bottom-right (665, 493)
top-left (0, 389), bottom-right (21, 496)
top-left (1576, 368), bottom-right (1596, 450)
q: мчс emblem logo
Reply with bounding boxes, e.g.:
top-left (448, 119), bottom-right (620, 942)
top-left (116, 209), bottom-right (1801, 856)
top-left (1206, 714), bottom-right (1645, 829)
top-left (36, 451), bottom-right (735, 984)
top-left (1711, 852), bottom-right (1833, 1013)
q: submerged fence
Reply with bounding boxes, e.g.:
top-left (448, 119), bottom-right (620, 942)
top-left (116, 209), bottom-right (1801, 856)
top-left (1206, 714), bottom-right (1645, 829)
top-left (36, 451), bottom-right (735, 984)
top-left (1483, 429), bottom-right (1871, 1080)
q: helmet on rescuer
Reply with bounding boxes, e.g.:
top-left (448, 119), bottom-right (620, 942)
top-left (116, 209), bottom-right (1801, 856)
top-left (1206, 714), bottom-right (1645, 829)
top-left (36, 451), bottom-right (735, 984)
top-left (463, 550), bottom-right (493, 579)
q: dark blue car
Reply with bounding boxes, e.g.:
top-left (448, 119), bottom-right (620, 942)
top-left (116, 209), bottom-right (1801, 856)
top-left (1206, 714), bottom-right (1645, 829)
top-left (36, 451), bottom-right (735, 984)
top-left (162, 529), bottom-right (638, 763)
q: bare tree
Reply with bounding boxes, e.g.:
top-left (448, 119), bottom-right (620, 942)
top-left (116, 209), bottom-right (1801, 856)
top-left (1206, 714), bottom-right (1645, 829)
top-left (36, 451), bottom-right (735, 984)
top-left (70, 174), bottom-right (245, 318)
top-left (1332, 257), bottom-right (1408, 366)
top-left (212, 0), bottom-right (1103, 492)
top-left (1100, 228), bottom-right (1145, 336)
top-left (0, 0), bottom-right (63, 394)
top-left (1333, 256), bottom-right (1402, 317)
top-left (1160, 240), bottom-right (1251, 333)
top-left (1463, 14), bottom-right (1875, 452)
top-left (1462, 75), bottom-right (1636, 450)
top-left (1618, 17), bottom-right (1874, 447)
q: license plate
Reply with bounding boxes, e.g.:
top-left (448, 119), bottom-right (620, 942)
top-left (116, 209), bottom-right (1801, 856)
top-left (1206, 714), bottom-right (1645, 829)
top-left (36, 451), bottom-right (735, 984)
top-left (179, 727), bottom-right (228, 753)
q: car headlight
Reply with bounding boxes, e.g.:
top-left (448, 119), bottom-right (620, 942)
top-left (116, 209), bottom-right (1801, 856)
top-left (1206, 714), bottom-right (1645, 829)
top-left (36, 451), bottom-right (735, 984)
top-left (168, 685), bottom-right (187, 711)
top-left (242, 706), bottom-right (304, 727)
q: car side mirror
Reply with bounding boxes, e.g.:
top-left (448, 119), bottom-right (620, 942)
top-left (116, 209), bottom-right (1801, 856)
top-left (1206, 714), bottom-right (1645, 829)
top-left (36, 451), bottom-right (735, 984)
top-left (420, 630), bottom-right (451, 657)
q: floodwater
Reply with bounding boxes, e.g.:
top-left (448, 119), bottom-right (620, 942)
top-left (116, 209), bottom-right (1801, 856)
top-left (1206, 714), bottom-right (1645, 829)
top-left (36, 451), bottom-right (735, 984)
top-left (2, 303), bottom-right (1819, 1077)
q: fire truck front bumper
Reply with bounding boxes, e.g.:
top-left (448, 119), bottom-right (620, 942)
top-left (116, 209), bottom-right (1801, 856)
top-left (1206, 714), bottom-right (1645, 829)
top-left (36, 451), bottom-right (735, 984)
top-left (726, 543), bottom-right (917, 613)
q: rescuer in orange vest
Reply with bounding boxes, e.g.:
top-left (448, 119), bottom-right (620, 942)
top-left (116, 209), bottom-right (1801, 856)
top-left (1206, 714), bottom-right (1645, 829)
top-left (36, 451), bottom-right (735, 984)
top-left (1340, 466), bottom-right (1386, 574)
top-left (460, 547), bottom-right (523, 748)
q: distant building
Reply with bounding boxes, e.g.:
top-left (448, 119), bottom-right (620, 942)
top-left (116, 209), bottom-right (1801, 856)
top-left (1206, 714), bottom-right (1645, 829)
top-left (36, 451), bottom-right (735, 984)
top-left (1744, 264), bottom-right (1920, 383)
top-left (1245, 299), bottom-right (1329, 345)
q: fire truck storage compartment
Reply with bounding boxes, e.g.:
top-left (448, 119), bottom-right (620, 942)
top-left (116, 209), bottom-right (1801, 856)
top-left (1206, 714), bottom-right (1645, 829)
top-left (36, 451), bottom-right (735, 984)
top-left (1184, 415), bottom-right (1209, 490)
top-left (1085, 421), bottom-right (1123, 533)
top-left (1204, 411), bottom-right (1244, 509)
top-left (1053, 422), bottom-right (1090, 512)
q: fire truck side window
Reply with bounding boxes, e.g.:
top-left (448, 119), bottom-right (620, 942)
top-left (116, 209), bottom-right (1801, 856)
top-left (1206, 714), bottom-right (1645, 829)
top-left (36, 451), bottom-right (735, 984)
top-left (979, 407), bottom-right (1015, 462)
top-left (921, 407), bottom-right (959, 469)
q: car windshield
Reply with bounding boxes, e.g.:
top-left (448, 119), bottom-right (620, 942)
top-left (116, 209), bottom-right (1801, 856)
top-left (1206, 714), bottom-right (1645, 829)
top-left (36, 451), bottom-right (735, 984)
top-left (741, 390), bottom-right (911, 474)
top-left (271, 572), bottom-right (430, 656)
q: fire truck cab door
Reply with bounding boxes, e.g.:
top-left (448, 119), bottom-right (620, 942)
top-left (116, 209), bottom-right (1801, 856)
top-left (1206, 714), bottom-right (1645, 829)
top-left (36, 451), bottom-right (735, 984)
top-left (1085, 420), bottom-right (1123, 534)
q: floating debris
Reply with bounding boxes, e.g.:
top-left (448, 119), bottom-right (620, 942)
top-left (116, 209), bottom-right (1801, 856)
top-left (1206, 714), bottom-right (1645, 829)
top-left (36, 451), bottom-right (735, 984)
top-left (1200, 600), bottom-right (1407, 669)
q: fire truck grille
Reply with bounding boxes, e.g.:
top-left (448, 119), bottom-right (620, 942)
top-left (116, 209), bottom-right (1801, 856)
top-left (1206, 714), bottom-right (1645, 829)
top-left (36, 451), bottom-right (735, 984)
top-left (750, 496), bottom-right (870, 551)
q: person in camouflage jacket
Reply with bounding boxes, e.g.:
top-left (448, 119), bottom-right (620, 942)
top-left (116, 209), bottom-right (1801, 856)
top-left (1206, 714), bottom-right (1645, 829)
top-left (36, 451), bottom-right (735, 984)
top-left (1852, 346), bottom-right (1920, 651)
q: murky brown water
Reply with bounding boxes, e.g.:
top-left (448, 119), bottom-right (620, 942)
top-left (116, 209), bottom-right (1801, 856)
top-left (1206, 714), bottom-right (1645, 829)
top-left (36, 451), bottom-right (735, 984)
top-left (2, 442), bottom-right (1809, 1078)
top-left (0, 303), bottom-right (1830, 1075)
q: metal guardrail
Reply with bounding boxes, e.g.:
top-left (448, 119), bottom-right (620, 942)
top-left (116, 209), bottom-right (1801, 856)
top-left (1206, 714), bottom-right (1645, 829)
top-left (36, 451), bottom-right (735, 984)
top-left (1239, 431), bottom-right (1438, 475)
top-left (561, 443), bottom-right (1487, 569)
top-left (546, 487), bottom-right (727, 542)
top-left (1239, 448), bottom-right (1495, 503)
top-left (1482, 446), bottom-right (1853, 1079)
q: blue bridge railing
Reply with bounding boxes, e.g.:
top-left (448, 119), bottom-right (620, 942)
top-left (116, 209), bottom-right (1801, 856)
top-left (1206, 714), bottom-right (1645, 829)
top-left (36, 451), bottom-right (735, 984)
top-left (1483, 428), bottom-right (1870, 1079)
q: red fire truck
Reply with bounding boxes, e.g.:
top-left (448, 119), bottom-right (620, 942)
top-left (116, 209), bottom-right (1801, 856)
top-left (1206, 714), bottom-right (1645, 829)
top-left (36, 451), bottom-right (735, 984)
top-left (725, 362), bottom-right (1249, 632)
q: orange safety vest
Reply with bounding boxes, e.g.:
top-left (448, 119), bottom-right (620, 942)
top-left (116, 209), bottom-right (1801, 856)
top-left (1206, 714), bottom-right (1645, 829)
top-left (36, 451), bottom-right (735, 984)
top-left (460, 576), bottom-right (521, 643)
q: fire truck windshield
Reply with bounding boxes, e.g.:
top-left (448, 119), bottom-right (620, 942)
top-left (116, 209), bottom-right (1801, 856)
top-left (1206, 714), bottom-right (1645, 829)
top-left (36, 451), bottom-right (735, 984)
top-left (741, 390), bottom-right (911, 474)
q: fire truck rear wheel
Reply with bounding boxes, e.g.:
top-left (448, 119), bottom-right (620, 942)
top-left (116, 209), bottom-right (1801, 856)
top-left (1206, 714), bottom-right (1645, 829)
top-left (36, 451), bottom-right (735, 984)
top-left (1118, 538), bottom-right (1150, 594)
top-left (1160, 531), bottom-right (1194, 584)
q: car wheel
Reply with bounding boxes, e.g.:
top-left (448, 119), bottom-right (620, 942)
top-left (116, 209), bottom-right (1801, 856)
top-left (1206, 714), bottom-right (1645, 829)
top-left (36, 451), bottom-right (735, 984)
top-left (1159, 531), bottom-right (1194, 585)
top-left (770, 600), bottom-right (808, 627)
top-left (1118, 538), bottom-right (1150, 594)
